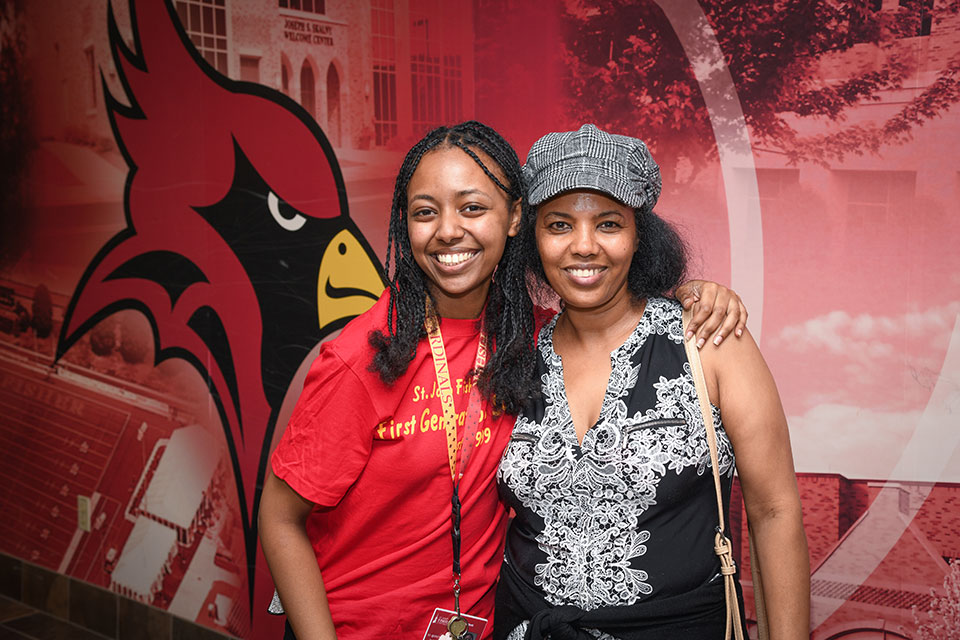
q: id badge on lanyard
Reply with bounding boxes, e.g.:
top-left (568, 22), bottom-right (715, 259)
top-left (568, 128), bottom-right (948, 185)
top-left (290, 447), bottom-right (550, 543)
top-left (422, 301), bottom-right (488, 640)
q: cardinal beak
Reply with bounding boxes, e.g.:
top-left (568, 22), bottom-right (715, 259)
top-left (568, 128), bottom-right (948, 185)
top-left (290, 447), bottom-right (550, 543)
top-left (316, 228), bottom-right (385, 331)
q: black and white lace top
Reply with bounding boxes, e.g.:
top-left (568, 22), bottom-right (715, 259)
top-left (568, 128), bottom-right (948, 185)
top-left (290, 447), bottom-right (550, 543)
top-left (497, 297), bottom-right (737, 638)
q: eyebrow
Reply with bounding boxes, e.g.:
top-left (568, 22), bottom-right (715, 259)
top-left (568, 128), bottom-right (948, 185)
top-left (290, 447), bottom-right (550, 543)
top-left (408, 188), bottom-right (492, 202)
top-left (456, 188), bottom-right (490, 198)
top-left (542, 209), bottom-right (626, 218)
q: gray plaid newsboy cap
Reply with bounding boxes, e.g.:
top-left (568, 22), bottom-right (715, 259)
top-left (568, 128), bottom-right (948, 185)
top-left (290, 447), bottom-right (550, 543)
top-left (523, 124), bottom-right (662, 209)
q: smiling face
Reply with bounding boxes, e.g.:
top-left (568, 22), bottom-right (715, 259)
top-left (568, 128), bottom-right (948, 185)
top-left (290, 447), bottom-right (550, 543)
top-left (406, 146), bottom-right (521, 318)
top-left (535, 189), bottom-right (639, 313)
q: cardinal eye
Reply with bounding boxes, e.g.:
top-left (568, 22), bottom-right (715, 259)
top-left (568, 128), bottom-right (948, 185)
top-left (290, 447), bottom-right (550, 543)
top-left (267, 191), bottom-right (306, 231)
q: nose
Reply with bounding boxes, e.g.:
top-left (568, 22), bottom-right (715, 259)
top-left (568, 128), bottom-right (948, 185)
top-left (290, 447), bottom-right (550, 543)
top-left (571, 224), bottom-right (598, 257)
top-left (435, 209), bottom-right (465, 244)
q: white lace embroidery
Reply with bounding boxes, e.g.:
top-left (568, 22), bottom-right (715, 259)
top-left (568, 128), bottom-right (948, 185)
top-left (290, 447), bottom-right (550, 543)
top-left (499, 298), bottom-right (735, 615)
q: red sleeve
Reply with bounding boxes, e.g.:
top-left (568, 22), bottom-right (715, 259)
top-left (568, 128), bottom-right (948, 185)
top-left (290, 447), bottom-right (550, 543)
top-left (271, 345), bottom-right (380, 507)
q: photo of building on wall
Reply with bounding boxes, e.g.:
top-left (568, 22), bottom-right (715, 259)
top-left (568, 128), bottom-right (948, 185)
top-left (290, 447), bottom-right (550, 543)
top-left (1, 1), bottom-right (476, 637)
top-left (1, 1), bottom-right (959, 638)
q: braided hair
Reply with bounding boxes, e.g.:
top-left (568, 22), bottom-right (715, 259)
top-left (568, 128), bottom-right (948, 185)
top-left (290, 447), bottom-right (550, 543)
top-left (368, 121), bottom-right (537, 415)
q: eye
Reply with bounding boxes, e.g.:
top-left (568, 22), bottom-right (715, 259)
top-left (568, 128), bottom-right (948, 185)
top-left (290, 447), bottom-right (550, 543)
top-left (410, 207), bottom-right (436, 218)
top-left (462, 204), bottom-right (488, 215)
top-left (598, 220), bottom-right (622, 230)
top-left (268, 191), bottom-right (307, 231)
top-left (547, 220), bottom-right (571, 231)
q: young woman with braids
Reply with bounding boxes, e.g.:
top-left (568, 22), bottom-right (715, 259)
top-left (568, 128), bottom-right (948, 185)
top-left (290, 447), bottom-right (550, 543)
top-left (259, 121), bottom-right (747, 640)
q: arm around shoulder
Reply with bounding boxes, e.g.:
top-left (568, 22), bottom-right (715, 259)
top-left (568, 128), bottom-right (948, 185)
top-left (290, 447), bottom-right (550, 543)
top-left (675, 280), bottom-right (748, 347)
top-left (699, 330), bottom-right (811, 640)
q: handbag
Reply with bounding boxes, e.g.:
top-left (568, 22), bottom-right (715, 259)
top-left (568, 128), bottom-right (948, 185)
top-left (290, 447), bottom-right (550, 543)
top-left (682, 309), bottom-right (770, 640)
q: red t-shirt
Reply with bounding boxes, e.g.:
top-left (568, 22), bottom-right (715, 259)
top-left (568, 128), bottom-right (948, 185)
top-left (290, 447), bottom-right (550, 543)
top-left (272, 292), bottom-right (515, 639)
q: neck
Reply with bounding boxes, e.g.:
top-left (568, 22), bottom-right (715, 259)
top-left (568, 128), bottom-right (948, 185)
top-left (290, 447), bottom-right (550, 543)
top-left (557, 290), bottom-right (646, 348)
top-left (428, 283), bottom-right (489, 319)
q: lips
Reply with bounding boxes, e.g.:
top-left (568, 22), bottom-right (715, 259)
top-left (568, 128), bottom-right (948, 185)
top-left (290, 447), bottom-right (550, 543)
top-left (566, 267), bottom-right (604, 277)
top-left (563, 264), bottom-right (607, 285)
top-left (434, 251), bottom-right (478, 267)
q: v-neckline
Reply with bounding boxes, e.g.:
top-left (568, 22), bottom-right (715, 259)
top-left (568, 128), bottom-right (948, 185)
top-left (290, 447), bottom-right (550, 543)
top-left (546, 300), bottom-right (653, 448)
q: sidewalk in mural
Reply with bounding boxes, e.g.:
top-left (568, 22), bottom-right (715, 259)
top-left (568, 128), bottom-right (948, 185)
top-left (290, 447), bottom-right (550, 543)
top-left (0, 326), bottom-right (246, 634)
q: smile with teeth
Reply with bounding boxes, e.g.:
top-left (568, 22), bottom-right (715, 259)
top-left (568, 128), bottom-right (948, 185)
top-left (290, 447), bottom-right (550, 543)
top-left (566, 267), bottom-right (605, 278)
top-left (435, 251), bottom-right (477, 266)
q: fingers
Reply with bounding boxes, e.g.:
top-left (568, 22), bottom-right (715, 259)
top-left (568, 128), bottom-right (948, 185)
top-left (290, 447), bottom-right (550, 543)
top-left (684, 282), bottom-right (719, 344)
top-left (676, 280), bottom-right (703, 311)
top-left (681, 282), bottom-right (749, 348)
top-left (695, 299), bottom-right (729, 348)
top-left (708, 295), bottom-right (742, 347)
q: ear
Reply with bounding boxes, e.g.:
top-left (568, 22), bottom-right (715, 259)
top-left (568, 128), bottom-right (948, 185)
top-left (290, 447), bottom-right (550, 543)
top-left (507, 199), bottom-right (522, 237)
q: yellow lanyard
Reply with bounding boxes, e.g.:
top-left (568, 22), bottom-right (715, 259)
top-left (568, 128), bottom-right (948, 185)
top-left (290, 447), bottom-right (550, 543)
top-left (425, 302), bottom-right (488, 628)
top-left (425, 303), bottom-right (488, 483)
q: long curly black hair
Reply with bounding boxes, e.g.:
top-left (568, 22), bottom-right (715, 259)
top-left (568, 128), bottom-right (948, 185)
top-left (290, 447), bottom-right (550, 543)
top-left (522, 202), bottom-right (689, 301)
top-left (368, 121), bottom-right (537, 415)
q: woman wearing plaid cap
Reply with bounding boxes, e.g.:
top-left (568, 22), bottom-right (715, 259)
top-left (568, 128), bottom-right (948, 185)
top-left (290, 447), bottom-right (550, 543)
top-left (494, 125), bottom-right (809, 639)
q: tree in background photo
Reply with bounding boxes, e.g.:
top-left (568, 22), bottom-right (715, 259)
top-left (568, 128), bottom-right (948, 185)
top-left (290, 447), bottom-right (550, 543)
top-left (563, 0), bottom-right (960, 180)
top-left (88, 317), bottom-right (116, 357)
top-left (914, 561), bottom-right (960, 640)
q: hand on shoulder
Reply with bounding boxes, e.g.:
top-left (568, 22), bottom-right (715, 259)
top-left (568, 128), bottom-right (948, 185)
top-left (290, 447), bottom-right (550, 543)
top-left (676, 280), bottom-right (748, 349)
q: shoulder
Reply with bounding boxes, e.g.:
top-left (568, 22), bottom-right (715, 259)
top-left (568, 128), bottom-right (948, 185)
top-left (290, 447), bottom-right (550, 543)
top-left (700, 323), bottom-right (763, 372)
top-left (321, 289), bottom-right (390, 366)
top-left (697, 323), bottom-right (769, 409)
top-left (642, 297), bottom-right (684, 343)
top-left (294, 300), bottom-right (400, 421)
top-left (299, 290), bottom-right (393, 399)
top-left (647, 296), bottom-right (682, 316)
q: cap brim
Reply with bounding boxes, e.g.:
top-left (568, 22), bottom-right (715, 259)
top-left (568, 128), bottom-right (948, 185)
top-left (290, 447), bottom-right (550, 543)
top-left (528, 169), bottom-right (646, 209)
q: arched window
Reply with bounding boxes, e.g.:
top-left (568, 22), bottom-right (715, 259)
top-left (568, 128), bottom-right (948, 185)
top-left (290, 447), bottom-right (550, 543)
top-left (326, 64), bottom-right (341, 147)
top-left (300, 61), bottom-right (316, 118)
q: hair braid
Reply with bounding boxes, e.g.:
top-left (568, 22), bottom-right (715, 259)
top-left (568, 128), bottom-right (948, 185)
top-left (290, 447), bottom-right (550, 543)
top-left (452, 140), bottom-right (513, 196)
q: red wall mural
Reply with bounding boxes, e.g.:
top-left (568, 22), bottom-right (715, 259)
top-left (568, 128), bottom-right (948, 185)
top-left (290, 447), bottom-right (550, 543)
top-left (1, 1), bottom-right (959, 638)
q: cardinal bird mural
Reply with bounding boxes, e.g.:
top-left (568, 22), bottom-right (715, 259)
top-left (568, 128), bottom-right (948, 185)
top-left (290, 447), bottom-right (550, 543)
top-left (55, 0), bottom-right (385, 618)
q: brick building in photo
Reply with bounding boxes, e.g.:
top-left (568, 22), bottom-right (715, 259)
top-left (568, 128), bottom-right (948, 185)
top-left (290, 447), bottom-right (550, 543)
top-left (7, 2), bottom-right (478, 637)
top-left (693, 5), bottom-right (960, 634)
top-left (732, 474), bottom-right (960, 639)
top-left (741, 3), bottom-right (960, 239)
top-left (7, 1), bottom-right (960, 638)
top-left (26, 0), bottom-right (475, 152)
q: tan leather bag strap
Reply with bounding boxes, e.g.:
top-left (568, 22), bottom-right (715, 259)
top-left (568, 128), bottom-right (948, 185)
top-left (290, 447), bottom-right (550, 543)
top-left (682, 309), bottom-right (746, 640)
